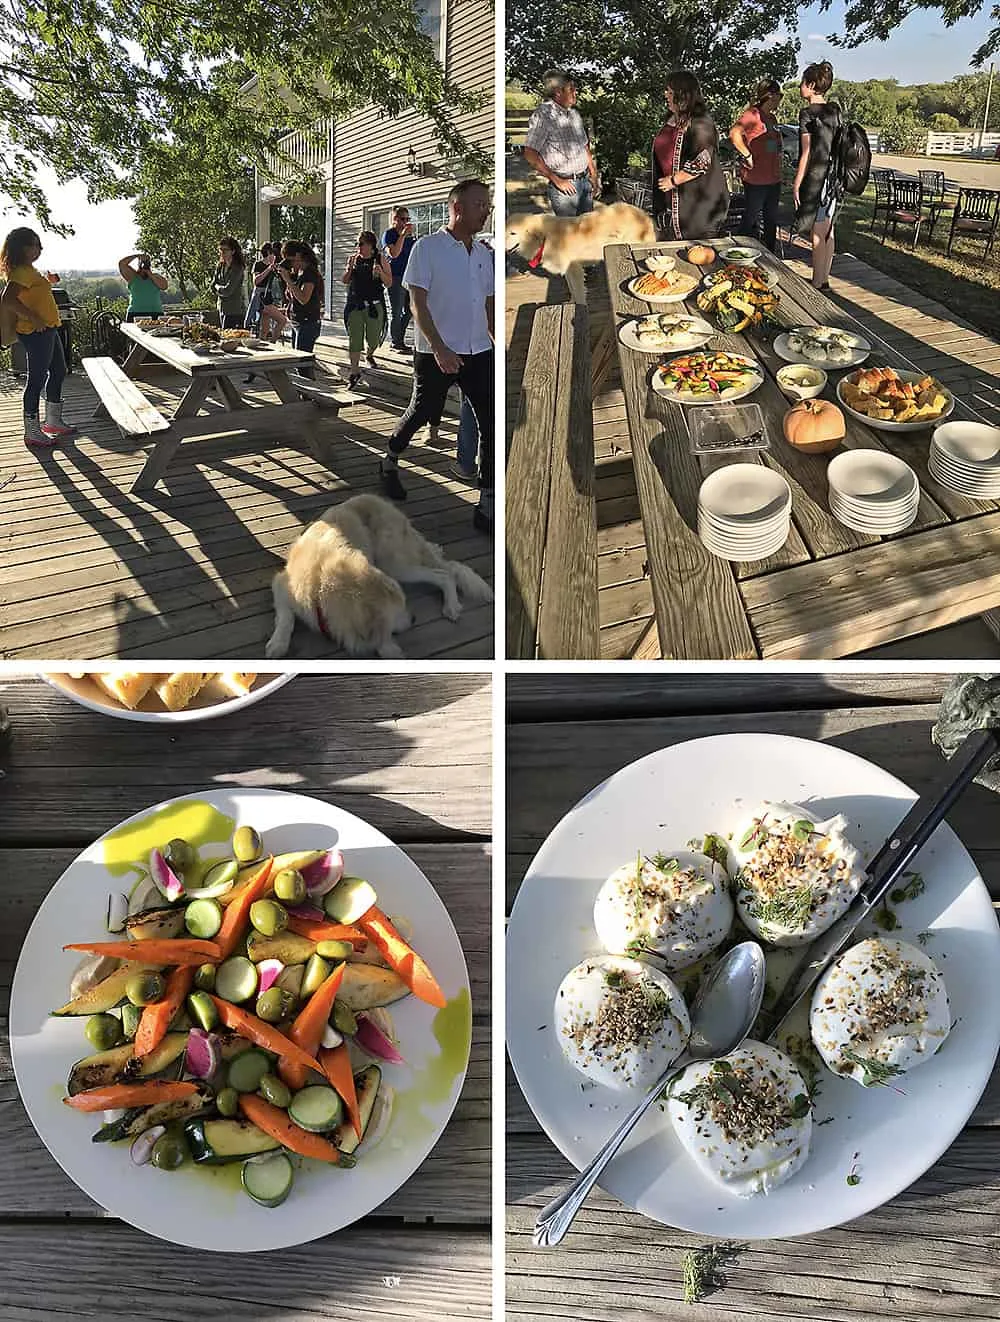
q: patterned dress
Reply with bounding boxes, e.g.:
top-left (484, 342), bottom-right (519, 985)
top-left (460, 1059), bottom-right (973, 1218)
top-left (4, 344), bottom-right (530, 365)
top-left (651, 114), bottom-right (730, 240)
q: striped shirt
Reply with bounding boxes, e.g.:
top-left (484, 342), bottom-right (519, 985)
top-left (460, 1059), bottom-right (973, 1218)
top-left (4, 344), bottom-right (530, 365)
top-left (524, 99), bottom-right (590, 177)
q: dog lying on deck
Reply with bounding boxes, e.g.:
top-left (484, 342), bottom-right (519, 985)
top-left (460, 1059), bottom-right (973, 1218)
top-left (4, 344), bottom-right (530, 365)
top-left (506, 202), bottom-right (657, 303)
top-left (265, 494), bottom-right (494, 659)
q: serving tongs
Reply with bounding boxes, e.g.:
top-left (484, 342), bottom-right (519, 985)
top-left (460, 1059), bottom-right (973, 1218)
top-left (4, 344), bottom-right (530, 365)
top-left (762, 725), bottom-right (1000, 1043)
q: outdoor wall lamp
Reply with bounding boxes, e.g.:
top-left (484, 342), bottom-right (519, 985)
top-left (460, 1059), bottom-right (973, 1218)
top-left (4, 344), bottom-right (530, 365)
top-left (407, 145), bottom-right (418, 174)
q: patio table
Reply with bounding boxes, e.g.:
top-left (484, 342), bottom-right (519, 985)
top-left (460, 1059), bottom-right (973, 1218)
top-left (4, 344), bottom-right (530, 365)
top-left (0, 672), bottom-right (491, 1319)
top-left (506, 670), bottom-right (1000, 1320)
top-left (606, 234), bottom-right (1000, 658)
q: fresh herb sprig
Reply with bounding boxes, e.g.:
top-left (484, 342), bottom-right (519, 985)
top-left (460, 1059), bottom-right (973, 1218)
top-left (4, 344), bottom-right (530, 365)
top-left (751, 884), bottom-right (814, 934)
top-left (842, 1048), bottom-right (903, 1088)
top-left (682, 1242), bottom-right (748, 1304)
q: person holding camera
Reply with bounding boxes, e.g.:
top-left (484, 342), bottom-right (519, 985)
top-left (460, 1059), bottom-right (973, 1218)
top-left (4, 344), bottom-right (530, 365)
top-left (342, 230), bottom-right (393, 388)
top-left (247, 243), bottom-right (289, 341)
top-left (381, 206), bottom-right (415, 352)
top-left (275, 241), bottom-right (324, 377)
top-left (118, 251), bottom-right (168, 321)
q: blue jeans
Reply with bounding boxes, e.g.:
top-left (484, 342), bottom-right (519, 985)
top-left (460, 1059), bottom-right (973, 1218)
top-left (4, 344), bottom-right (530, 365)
top-left (291, 319), bottom-right (321, 377)
top-left (457, 394), bottom-right (478, 471)
top-left (548, 174), bottom-right (594, 216)
top-left (18, 327), bottom-right (65, 417)
top-left (387, 283), bottom-right (411, 348)
top-left (743, 182), bottom-right (781, 252)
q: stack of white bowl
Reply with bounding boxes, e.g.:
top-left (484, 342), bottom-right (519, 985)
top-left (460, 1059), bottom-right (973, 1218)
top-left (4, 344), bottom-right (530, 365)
top-left (827, 449), bottom-right (919, 534)
top-left (929, 421), bottom-right (1000, 497)
top-left (697, 465), bottom-right (792, 561)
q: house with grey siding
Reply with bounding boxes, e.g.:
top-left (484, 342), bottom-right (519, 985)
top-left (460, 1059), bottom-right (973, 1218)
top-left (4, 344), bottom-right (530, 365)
top-left (250, 0), bottom-right (494, 328)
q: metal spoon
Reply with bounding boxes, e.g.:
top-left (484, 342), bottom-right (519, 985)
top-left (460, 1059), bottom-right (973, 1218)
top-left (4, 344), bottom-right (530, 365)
top-left (532, 940), bottom-right (767, 1248)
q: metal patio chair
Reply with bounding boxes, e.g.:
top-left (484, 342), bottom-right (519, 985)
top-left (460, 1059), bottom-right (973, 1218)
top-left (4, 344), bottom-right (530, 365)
top-left (883, 177), bottom-right (926, 249)
top-left (946, 187), bottom-right (1000, 257)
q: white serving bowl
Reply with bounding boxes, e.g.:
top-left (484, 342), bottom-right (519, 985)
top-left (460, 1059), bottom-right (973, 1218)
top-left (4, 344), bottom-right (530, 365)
top-left (826, 449), bottom-right (918, 505)
top-left (42, 672), bottom-right (295, 723)
top-left (776, 364), bottom-right (828, 401)
top-left (698, 464), bottom-right (792, 523)
top-left (931, 421), bottom-right (1000, 467)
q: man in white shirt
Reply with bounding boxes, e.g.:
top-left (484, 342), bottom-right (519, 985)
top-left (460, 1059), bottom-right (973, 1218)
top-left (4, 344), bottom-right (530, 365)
top-left (380, 179), bottom-right (495, 534)
top-left (523, 71), bottom-right (599, 217)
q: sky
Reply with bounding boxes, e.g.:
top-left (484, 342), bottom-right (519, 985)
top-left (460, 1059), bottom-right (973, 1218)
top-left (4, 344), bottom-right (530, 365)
top-left (3, 2), bottom-right (997, 269)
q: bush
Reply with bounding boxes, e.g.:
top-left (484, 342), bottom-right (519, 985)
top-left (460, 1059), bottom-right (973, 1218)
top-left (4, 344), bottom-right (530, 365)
top-left (879, 113), bottom-right (928, 154)
top-left (929, 113), bottom-right (961, 132)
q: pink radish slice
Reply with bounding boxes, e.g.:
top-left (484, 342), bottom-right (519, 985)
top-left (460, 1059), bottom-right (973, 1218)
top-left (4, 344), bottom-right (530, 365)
top-left (257, 959), bottom-right (284, 994)
top-left (285, 902), bottom-right (325, 922)
top-left (130, 1125), bottom-right (166, 1166)
top-left (300, 848), bottom-right (345, 898)
top-left (149, 849), bottom-right (185, 902)
top-left (354, 1013), bottom-right (405, 1064)
top-left (185, 1029), bottom-right (220, 1079)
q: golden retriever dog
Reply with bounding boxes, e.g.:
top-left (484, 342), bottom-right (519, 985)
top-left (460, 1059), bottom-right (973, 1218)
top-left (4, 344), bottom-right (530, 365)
top-left (265, 494), bottom-right (494, 659)
top-left (506, 202), bottom-right (656, 303)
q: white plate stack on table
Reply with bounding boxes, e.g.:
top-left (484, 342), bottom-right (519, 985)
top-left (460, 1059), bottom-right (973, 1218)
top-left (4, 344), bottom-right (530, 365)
top-left (928, 422), bottom-right (1000, 497)
top-left (697, 465), bottom-right (792, 561)
top-left (827, 450), bottom-right (920, 534)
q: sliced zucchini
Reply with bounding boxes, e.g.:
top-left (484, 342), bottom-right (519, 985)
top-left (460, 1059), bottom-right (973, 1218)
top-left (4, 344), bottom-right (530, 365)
top-left (300, 953), bottom-right (331, 999)
top-left (275, 964), bottom-right (305, 999)
top-left (227, 1049), bottom-right (272, 1094)
top-left (52, 962), bottom-right (161, 1017)
top-left (323, 877), bottom-right (377, 925)
top-left (186, 859), bottom-right (239, 900)
top-left (331, 1065), bottom-right (381, 1154)
top-left (187, 990), bottom-right (219, 1031)
top-left (216, 1029), bottom-right (256, 1062)
top-left (242, 1151), bottom-right (294, 1207)
top-left (184, 898), bottom-right (222, 939)
top-left (185, 1118), bottom-right (280, 1164)
top-left (332, 1000), bottom-right (357, 1035)
top-left (120, 1003), bottom-right (142, 1040)
top-left (246, 932), bottom-right (316, 965)
top-left (215, 956), bottom-right (258, 1004)
top-left (338, 964), bottom-right (409, 1012)
top-left (288, 1085), bottom-right (342, 1133)
top-left (126, 906), bottom-right (186, 941)
top-left (68, 1033), bottom-right (190, 1094)
top-left (92, 1084), bottom-right (214, 1142)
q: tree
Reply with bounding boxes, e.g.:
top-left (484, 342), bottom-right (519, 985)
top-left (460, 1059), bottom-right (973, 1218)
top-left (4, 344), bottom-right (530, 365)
top-left (1, 0), bottom-right (487, 233)
top-left (879, 112), bottom-right (929, 154)
top-left (930, 112), bottom-right (962, 130)
top-left (819, 0), bottom-right (999, 67)
top-left (506, 0), bottom-right (800, 181)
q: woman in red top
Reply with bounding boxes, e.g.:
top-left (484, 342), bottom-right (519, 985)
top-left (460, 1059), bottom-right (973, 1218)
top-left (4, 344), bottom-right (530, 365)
top-left (729, 79), bottom-right (783, 252)
top-left (651, 71), bottom-right (729, 240)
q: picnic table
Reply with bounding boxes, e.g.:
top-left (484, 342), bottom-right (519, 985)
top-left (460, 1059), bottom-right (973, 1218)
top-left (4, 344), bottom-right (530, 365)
top-left (506, 670), bottom-right (1000, 1320)
top-left (0, 672), bottom-right (490, 1320)
top-left (606, 234), bottom-right (1000, 658)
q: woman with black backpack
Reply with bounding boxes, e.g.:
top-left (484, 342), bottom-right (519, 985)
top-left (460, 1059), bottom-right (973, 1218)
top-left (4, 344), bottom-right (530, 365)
top-left (793, 61), bottom-right (841, 290)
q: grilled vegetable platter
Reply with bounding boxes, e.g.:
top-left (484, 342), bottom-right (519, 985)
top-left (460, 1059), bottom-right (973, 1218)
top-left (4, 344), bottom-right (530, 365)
top-left (696, 265), bottom-right (780, 332)
top-left (652, 351), bottom-right (765, 404)
top-left (10, 789), bottom-right (471, 1251)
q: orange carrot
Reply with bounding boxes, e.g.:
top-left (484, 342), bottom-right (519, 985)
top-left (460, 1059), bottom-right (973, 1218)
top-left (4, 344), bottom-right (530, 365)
top-left (218, 860), bottom-right (276, 908)
top-left (238, 1093), bottom-right (342, 1164)
top-left (319, 1043), bottom-right (362, 1140)
top-left (278, 962), bottom-right (345, 1092)
top-left (63, 939), bottom-right (221, 965)
top-left (209, 996), bottom-right (323, 1076)
top-left (134, 965), bottom-right (194, 1058)
top-left (358, 906), bottom-right (446, 1008)
top-left (63, 1081), bottom-right (198, 1111)
top-left (285, 915), bottom-right (367, 948)
top-left (214, 856), bottom-right (273, 960)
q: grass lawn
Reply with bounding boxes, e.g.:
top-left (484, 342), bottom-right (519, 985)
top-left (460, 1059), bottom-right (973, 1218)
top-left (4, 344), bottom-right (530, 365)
top-left (833, 186), bottom-right (1000, 341)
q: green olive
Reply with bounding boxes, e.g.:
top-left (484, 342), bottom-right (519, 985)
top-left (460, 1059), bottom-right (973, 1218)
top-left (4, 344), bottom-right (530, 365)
top-left (255, 987), bottom-right (295, 1023)
top-left (125, 971), bottom-right (166, 1007)
top-left (332, 1001), bottom-right (358, 1035)
top-left (163, 837), bottom-right (195, 875)
top-left (258, 1073), bottom-right (292, 1109)
top-left (85, 1013), bottom-right (123, 1050)
top-left (250, 899), bottom-right (288, 937)
top-left (193, 962), bottom-right (217, 992)
top-left (316, 939), bottom-right (353, 960)
top-left (150, 1133), bottom-right (187, 1170)
top-left (273, 868), bottom-right (306, 906)
top-left (233, 825), bottom-right (263, 865)
top-left (216, 1086), bottom-right (240, 1118)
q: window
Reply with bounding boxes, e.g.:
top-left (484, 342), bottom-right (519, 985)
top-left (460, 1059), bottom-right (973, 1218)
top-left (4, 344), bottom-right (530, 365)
top-left (367, 200), bottom-right (450, 245)
top-left (415, 0), bottom-right (446, 63)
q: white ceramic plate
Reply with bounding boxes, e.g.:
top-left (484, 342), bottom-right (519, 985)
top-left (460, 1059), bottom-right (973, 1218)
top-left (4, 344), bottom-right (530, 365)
top-left (837, 371), bottom-right (955, 433)
top-left (506, 732), bottom-right (1000, 1239)
top-left (775, 328), bottom-right (870, 369)
top-left (627, 273), bottom-right (701, 304)
top-left (618, 315), bottom-right (714, 354)
top-left (827, 449), bottom-right (917, 503)
top-left (932, 421), bottom-right (1000, 465)
top-left (43, 673), bottom-right (295, 724)
top-left (702, 266), bottom-right (779, 292)
top-left (10, 788), bottom-right (471, 1251)
top-left (699, 464), bottom-right (791, 521)
top-left (720, 247), bottom-right (759, 266)
top-left (652, 355), bottom-right (764, 406)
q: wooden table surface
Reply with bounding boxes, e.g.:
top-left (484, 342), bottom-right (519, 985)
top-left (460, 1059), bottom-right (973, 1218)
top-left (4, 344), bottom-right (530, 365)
top-left (0, 672), bottom-right (491, 1319)
top-left (120, 322), bottom-right (315, 377)
top-left (506, 672), bottom-right (1000, 1321)
top-left (606, 236), bottom-right (1000, 659)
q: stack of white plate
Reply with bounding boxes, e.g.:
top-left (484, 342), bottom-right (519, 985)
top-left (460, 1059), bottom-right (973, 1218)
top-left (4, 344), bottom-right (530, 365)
top-left (827, 449), bottom-right (919, 534)
top-left (929, 421), bottom-right (1000, 497)
top-left (697, 465), bottom-right (792, 561)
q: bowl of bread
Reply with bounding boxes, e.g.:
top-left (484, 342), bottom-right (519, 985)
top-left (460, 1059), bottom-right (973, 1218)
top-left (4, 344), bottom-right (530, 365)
top-left (837, 366), bottom-right (954, 432)
top-left (42, 672), bottom-right (294, 722)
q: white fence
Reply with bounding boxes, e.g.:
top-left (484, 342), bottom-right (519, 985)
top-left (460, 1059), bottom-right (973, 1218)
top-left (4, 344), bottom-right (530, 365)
top-left (924, 131), bottom-right (1000, 156)
top-left (263, 124), bottom-right (332, 180)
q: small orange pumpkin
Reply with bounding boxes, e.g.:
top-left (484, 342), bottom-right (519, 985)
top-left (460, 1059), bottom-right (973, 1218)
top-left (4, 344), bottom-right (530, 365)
top-left (783, 399), bottom-right (845, 454)
top-left (686, 244), bottom-right (716, 266)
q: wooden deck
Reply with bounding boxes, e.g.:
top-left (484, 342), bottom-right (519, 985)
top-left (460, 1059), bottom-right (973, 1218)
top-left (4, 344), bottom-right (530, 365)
top-left (0, 341), bottom-right (491, 660)
top-left (505, 154), bottom-right (1000, 659)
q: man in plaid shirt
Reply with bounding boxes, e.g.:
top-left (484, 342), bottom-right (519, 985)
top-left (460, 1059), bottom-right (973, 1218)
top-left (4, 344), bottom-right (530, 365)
top-left (523, 71), bottom-right (599, 217)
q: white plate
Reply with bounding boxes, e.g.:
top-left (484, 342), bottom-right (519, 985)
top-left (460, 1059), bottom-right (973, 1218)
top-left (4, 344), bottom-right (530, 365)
top-left (827, 450), bottom-right (917, 504)
top-left (652, 356), bottom-right (764, 406)
top-left (775, 329), bottom-right (870, 370)
top-left (927, 462), bottom-right (1000, 498)
top-left (701, 536), bottom-right (788, 562)
top-left (627, 274), bottom-right (701, 304)
top-left (618, 315), bottom-right (714, 354)
top-left (830, 504), bottom-right (918, 535)
top-left (9, 788), bottom-right (471, 1251)
top-left (702, 266), bottom-right (779, 292)
top-left (506, 732), bottom-right (1000, 1239)
top-left (932, 421), bottom-right (1000, 466)
top-left (43, 673), bottom-right (295, 724)
top-left (719, 247), bottom-right (759, 266)
top-left (699, 464), bottom-right (791, 521)
top-left (837, 372), bottom-right (955, 433)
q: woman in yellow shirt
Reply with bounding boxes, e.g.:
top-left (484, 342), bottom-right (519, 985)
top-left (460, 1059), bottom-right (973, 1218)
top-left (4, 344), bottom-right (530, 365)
top-left (1, 226), bottom-right (77, 448)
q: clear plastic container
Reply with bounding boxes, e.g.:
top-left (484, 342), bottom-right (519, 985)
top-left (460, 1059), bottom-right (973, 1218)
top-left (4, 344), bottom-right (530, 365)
top-left (688, 402), bottom-right (769, 456)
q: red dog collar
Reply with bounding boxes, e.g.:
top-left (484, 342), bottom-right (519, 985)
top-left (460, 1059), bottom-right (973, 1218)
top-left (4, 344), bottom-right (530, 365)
top-left (527, 240), bottom-right (545, 268)
top-left (315, 603), bottom-right (331, 638)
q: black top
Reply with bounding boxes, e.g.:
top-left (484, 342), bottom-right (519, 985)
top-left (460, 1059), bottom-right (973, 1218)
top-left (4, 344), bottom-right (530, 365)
top-left (347, 254), bottom-right (384, 306)
top-left (796, 101), bottom-right (842, 231)
top-left (650, 114), bottom-right (730, 241)
top-left (289, 266), bottom-right (323, 323)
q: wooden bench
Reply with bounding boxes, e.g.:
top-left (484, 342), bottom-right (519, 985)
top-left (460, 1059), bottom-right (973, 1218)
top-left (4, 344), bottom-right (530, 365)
top-left (506, 302), bottom-right (600, 659)
top-left (82, 356), bottom-right (170, 437)
top-left (287, 374), bottom-right (365, 413)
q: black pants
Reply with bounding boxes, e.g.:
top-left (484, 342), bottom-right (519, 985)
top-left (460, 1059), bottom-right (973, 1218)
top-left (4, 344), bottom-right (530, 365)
top-left (390, 349), bottom-right (494, 489)
top-left (743, 182), bottom-right (781, 253)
